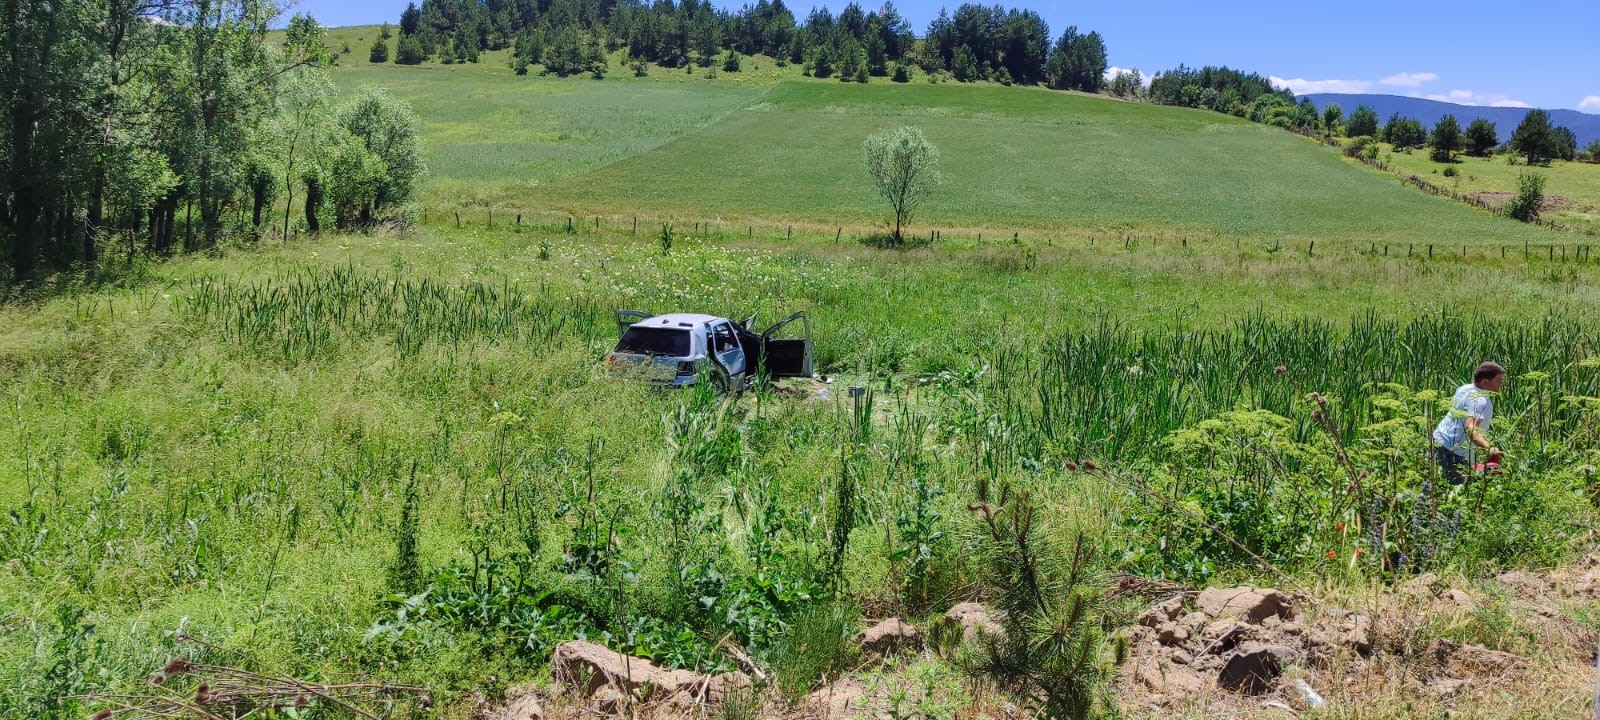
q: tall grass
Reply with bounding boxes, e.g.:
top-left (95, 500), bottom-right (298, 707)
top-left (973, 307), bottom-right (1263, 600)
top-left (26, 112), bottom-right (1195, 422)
top-left (965, 311), bottom-right (1600, 463)
top-left (179, 265), bottom-right (608, 362)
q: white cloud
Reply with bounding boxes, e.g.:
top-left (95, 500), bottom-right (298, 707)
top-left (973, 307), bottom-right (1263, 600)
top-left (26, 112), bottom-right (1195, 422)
top-left (1269, 76), bottom-right (1373, 94)
top-left (1579, 96), bottom-right (1600, 113)
top-left (1420, 89), bottom-right (1529, 108)
top-left (1380, 72), bottom-right (1438, 88)
top-left (1103, 66), bottom-right (1151, 86)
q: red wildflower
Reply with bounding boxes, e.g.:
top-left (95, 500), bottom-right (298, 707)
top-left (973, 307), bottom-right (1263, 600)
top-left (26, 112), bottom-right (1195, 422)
top-left (1335, 522), bottom-right (1346, 532)
top-left (1327, 551), bottom-right (1337, 559)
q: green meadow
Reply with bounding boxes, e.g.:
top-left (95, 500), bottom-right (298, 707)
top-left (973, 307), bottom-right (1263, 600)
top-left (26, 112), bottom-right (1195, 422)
top-left (5, 27), bottom-right (1600, 720)
top-left (1370, 144), bottom-right (1600, 232)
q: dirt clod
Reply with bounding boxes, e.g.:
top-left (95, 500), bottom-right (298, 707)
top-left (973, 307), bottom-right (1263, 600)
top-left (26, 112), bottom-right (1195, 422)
top-left (1196, 587), bottom-right (1294, 623)
top-left (855, 617), bottom-right (923, 655)
top-left (1217, 643), bottom-right (1299, 695)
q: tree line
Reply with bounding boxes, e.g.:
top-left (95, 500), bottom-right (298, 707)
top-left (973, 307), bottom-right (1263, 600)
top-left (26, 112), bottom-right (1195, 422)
top-left (1, 2), bottom-right (425, 285)
top-left (389, 0), bottom-right (1109, 90)
top-left (1334, 105), bottom-right (1588, 165)
top-left (1141, 64), bottom-right (1598, 167)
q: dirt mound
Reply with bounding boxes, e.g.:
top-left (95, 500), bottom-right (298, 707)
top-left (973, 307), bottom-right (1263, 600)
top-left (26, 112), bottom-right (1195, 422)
top-left (1465, 191), bottom-right (1574, 212)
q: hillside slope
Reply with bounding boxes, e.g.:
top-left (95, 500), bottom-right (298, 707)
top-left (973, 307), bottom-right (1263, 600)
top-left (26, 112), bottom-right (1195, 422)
top-left (541, 81), bottom-right (1556, 244)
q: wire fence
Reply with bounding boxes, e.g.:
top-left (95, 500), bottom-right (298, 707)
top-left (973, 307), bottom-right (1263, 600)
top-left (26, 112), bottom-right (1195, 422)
top-left (408, 206), bottom-right (1600, 267)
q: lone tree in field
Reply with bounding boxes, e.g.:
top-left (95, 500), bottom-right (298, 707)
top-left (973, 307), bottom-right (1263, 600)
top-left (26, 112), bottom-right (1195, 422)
top-left (864, 127), bottom-right (941, 245)
top-left (1510, 109), bottom-right (1556, 165)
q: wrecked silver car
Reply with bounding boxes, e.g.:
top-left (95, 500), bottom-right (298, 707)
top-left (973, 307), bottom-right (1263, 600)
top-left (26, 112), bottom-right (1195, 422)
top-left (606, 310), bottom-right (812, 390)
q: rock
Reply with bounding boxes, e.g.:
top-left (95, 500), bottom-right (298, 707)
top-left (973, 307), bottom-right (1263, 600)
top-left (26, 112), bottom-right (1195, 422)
top-left (1122, 625), bottom-right (1156, 645)
top-left (855, 617), bottom-right (923, 655)
top-left (1155, 622), bottom-right (1190, 646)
top-left (1217, 643), bottom-right (1300, 695)
top-left (1444, 589), bottom-right (1475, 610)
top-left (1199, 619), bottom-right (1250, 652)
top-left (1433, 640), bottom-right (1523, 678)
top-left (1170, 650), bottom-right (1193, 665)
top-left (1134, 658), bottom-right (1207, 695)
top-left (1196, 587), bottom-right (1294, 623)
top-left (1427, 677), bottom-right (1471, 698)
top-left (551, 641), bottom-right (697, 699)
top-left (489, 689), bottom-right (544, 720)
top-left (1178, 612), bottom-right (1207, 627)
top-left (1495, 570), bottom-right (1551, 598)
top-left (1138, 596), bottom-right (1186, 628)
top-left (1402, 572), bottom-right (1443, 597)
top-left (1337, 614), bottom-right (1373, 655)
top-left (804, 677), bottom-right (873, 719)
top-left (942, 603), bottom-right (1005, 645)
top-left (550, 640), bottom-right (731, 703)
top-left (595, 688), bottom-right (623, 715)
top-left (703, 672), bottom-right (753, 704)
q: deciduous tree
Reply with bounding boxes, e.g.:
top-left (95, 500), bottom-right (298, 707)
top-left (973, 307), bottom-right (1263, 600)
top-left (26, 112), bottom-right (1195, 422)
top-left (863, 126), bottom-right (941, 246)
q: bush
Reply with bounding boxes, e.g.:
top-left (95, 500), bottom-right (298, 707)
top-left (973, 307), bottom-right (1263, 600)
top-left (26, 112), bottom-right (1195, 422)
top-left (368, 38), bottom-right (388, 64)
top-left (892, 64), bottom-right (910, 83)
top-left (395, 35), bottom-right (425, 65)
top-left (967, 486), bottom-right (1113, 720)
top-left (768, 602), bottom-right (858, 702)
top-left (1506, 171), bottom-right (1545, 222)
top-left (1343, 135), bottom-right (1376, 159)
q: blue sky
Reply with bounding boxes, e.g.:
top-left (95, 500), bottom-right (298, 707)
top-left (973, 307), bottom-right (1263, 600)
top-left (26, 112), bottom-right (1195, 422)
top-left (283, 0), bottom-right (1600, 111)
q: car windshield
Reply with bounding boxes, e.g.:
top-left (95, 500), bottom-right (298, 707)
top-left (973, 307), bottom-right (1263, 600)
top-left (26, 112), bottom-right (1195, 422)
top-left (615, 326), bottom-right (691, 357)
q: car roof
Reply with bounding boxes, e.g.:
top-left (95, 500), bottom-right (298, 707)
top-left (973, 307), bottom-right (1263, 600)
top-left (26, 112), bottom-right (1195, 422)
top-left (633, 313), bottom-right (724, 329)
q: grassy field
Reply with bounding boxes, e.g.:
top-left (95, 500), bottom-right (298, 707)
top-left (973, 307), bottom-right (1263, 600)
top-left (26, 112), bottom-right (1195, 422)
top-left (1367, 144), bottom-right (1600, 232)
top-left (314, 26), bottom-right (1589, 247)
top-left (5, 221), bottom-right (1600, 717)
top-left (3, 26), bottom-right (1599, 720)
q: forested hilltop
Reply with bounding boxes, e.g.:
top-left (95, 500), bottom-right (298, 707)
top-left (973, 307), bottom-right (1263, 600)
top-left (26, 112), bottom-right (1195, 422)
top-left (391, 0), bottom-right (1114, 88)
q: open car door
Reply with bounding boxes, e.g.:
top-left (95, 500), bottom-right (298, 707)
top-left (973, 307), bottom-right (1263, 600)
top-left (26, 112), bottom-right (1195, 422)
top-left (760, 311), bottom-right (812, 378)
top-left (614, 309), bottom-right (652, 336)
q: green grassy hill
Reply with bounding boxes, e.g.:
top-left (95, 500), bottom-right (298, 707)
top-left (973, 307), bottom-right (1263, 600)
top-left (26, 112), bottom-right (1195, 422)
top-left (540, 81), bottom-right (1561, 244)
top-left (305, 33), bottom-right (1571, 246)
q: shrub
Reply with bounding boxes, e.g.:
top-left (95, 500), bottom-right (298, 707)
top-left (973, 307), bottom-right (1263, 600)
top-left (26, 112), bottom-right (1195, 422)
top-left (1343, 135), bottom-right (1376, 159)
top-left (768, 602), bottom-right (859, 702)
top-left (368, 37), bottom-right (388, 64)
top-left (892, 64), bottom-right (910, 83)
top-left (967, 486), bottom-right (1113, 720)
top-left (1506, 171), bottom-right (1545, 222)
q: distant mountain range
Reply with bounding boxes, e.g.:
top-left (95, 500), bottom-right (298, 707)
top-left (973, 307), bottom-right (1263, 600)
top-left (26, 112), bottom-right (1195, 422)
top-left (1303, 94), bottom-right (1600, 147)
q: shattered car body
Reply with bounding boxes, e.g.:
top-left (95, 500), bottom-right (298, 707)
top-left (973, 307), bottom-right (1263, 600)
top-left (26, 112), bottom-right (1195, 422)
top-left (606, 310), bottom-right (813, 389)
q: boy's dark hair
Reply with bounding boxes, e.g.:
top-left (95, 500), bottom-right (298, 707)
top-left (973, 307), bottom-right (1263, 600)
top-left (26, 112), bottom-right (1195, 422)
top-left (1475, 362), bottom-right (1506, 383)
